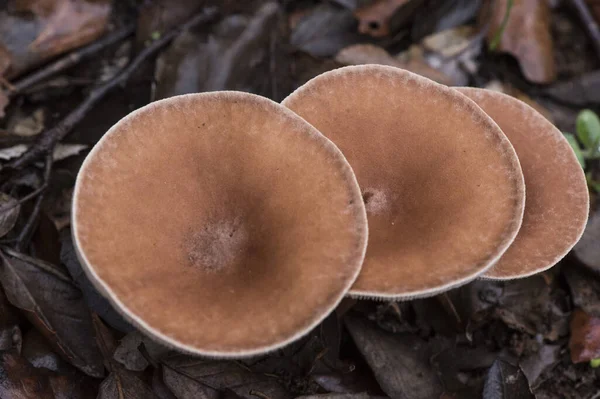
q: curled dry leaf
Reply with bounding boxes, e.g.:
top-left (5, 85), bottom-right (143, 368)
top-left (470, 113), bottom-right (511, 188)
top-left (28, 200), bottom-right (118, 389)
top-left (569, 308), bottom-right (600, 363)
top-left (0, 0), bottom-right (111, 79)
top-left (0, 193), bottom-right (20, 239)
top-left (0, 249), bottom-right (104, 377)
top-left (485, 0), bottom-right (556, 84)
top-left (482, 359), bottom-right (534, 399)
top-left (354, 0), bottom-right (422, 37)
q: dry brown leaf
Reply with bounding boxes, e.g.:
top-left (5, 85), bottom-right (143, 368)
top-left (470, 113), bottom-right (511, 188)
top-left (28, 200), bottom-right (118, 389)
top-left (569, 308), bottom-right (600, 363)
top-left (486, 0), bottom-right (556, 84)
top-left (354, 0), bottom-right (414, 37)
top-left (28, 0), bottom-right (110, 55)
top-left (335, 44), bottom-right (454, 85)
top-left (0, 0), bottom-right (111, 79)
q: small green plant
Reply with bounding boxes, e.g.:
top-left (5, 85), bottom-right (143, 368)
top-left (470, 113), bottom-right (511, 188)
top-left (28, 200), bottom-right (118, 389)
top-left (564, 109), bottom-right (600, 192)
top-left (489, 0), bottom-right (514, 51)
top-left (590, 358), bottom-right (600, 368)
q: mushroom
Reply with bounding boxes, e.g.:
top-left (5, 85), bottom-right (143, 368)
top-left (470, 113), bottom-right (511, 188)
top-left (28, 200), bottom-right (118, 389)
top-left (72, 92), bottom-right (368, 357)
top-left (282, 65), bottom-right (525, 299)
top-left (456, 87), bottom-right (589, 279)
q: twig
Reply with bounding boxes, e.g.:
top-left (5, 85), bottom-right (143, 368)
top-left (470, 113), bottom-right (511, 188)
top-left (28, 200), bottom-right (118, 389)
top-left (249, 390), bottom-right (272, 399)
top-left (0, 183), bottom-right (47, 215)
top-left (569, 0), bottom-right (600, 60)
top-left (3, 8), bottom-right (218, 174)
top-left (10, 25), bottom-right (135, 95)
top-left (15, 152), bottom-right (52, 252)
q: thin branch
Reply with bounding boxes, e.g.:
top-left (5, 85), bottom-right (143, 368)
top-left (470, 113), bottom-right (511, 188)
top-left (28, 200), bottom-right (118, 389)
top-left (10, 25), bottom-right (135, 95)
top-left (569, 0), bottom-right (600, 60)
top-left (0, 183), bottom-right (47, 215)
top-left (3, 8), bottom-right (218, 173)
top-left (15, 152), bottom-right (53, 252)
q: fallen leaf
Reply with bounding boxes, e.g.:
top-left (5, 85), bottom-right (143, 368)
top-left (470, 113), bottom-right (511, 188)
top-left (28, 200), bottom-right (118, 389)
top-left (98, 372), bottom-right (159, 399)
top-left (354, 0), bottom-right (423, 37)
top-left (0, 0), bottom-right (111, 79)
top-left (0, 193), bottom-right (20, 238)
top-left (155, 2), bottom-right (279, 99)
top-left (493, 275), bottom-right (569, 341)
top-left (60, 230), bottom-right (133, 333)
top-left (485, 0), bottom-right (556, 83)
top-left (344, 316), bottom-right (443, 399)
top-left (563, 264), bottom-right (600, 316)
top-left (113, 331), bottom-right (170, 372)
top-left (291, 3), bottom-right (363, 58)
top-left (52, 143), bottom-right (88, 161)
top-left (0, 350), bottom-right (55, 399)
top-left (569, 308), bottom-right (600, 363)
top-left (152, 366), bottom-right (178, 399)
top-left (10, 108), bottom-right (45, 137)
top-left (0, 248), bottom-right (104, 377)
top-left (0, 144), bottom-right (27, 160)
top-left (482, 359), bottom-right (534, 399)
top-left (520, 344), bottom-right (560, 388)
top-left (22, 329), bottom-right (73, 374)
top-left (92, 315), bottom-right (159, 399)
top-left (335, 44), bottom-right (454, 84)
top-left (48, 372), bottom-right (99, 399)
top-left (162, 355), bottom-right (292, 399)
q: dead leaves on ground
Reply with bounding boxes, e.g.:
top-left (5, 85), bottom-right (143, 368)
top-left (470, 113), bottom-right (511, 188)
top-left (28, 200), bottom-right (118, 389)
top-left (0, 0), bottom-right (111, 79)
top-left (0, 248), bottom-right (104, 377)
top-left (485, 0), bottom-right (556, 83)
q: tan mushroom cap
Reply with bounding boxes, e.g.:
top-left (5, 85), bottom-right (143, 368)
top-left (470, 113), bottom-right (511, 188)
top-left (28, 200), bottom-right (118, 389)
top-left (72, 92), bottom-right (368, 357)
top-left (282, 65), bottom-right (525, 299)
top-left (456, 88), bottom-right (590, 279)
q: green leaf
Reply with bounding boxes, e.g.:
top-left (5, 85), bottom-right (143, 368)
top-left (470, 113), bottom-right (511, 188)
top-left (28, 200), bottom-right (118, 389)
top-left (489, 0), bottom-right (514, 51)
top-left (586, 173), bottom-right (600, 193)
top-left (564, 133), bottom-right (586, 168)
top-left (576, 110), bottom-right (600, 152)
top-left (590, 358), bottom-right (600, 368)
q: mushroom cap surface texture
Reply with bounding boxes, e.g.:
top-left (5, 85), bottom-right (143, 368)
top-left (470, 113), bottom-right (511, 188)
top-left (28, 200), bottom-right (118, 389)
top-left (72, 92), bottom-right (368, 357)
top-left (282, 65), bottom-right (526, 299)
top-left (457, 87), bottom-right (590, 279)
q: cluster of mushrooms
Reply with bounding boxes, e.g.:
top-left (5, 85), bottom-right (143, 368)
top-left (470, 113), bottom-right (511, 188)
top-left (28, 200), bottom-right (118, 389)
top-left (71, 65), bottom-right (589, 358)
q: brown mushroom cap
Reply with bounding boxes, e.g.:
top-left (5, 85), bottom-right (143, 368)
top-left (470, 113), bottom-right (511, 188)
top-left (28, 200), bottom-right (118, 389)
top-left (72, 92), bottom-right (368, 357)
top-left (282, 65), bottom-right (525, 299)
top-left (456, 87), bottom-right (590, 279)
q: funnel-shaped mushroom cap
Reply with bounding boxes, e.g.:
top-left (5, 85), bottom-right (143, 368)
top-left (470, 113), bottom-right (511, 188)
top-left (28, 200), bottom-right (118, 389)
top-left (457, 87), bottom-right (590, 279)
top-left (72, 92), bottom-right (368, 357)
top-left (282, 65), bottom-right (525, 299)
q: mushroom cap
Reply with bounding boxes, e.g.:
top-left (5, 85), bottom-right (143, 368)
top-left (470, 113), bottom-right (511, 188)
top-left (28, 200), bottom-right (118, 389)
top-left (282, 65), bottom-right (525, 299)
top-left (72, 92), bottom-right (368, 357)
top-left (456, 87), bottom-right (590, 279)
